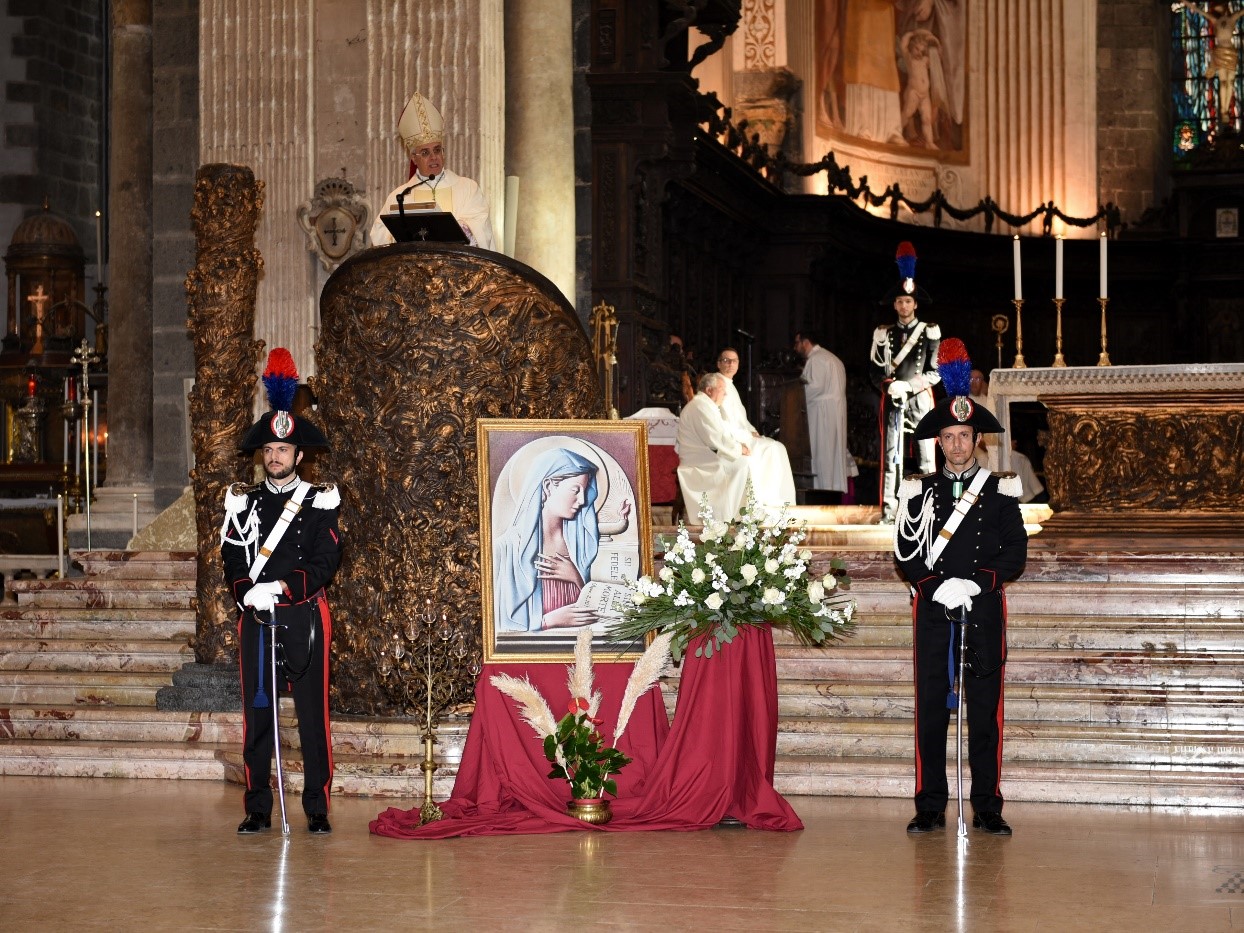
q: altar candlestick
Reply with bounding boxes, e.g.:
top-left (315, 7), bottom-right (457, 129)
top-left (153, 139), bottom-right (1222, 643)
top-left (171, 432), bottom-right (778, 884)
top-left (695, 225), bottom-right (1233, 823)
top-left (92, 390), bottom-right (99, 488)
top-left (1099, 232), bottom-right (1108, 298)
top-left (1012, 235), bottom-right (1023, 300)
top-left (1055, 235), bottom-right (1064, 299)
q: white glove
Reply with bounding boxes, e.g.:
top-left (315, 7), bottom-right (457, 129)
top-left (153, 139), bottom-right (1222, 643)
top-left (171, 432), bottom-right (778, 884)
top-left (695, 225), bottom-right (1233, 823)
top-left (242, 581), bottom-right (284, 614)
top-left (931, 578), bottom-right (967, 610)
top-left (887, 380), bottom-right (911, 399)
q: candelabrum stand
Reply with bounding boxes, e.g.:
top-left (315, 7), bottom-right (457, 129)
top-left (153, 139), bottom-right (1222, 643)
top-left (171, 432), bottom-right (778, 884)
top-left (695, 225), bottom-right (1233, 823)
top-left (380, 602), bottom-right (476, 825)
top-left (1051, 298), bottom-right (1067, 367)
top-left (1096, 297), bottom-right (1112, 366)
top-left (590, 301), bottom-right (620, 419)
top-left (1011, 299), bottom-right (1027, 369)
top-left (70, 339), bottom-right (102, 548)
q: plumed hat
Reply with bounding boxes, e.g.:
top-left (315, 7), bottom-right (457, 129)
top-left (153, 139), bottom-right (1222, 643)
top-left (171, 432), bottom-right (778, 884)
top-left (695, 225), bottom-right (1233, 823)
top-left (881, 241), bottom-right (934, 306)
top-left (239, 349), bottom-right (329, 451)
top-left (397, 92), bottom-right (444, 155)
top-left (913, 338), bottom-right (1004, 440)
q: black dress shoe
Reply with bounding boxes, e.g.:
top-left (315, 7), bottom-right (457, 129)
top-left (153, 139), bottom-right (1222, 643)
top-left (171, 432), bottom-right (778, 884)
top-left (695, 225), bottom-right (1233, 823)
top-left (237, 812), bottom-right (271, 834)
top-left (715, 816), bottom-right (746, 828)
top-left (972, 812), bottom-right (1013, 836)
top-left (906, 810), bottom-right (946, 834)
top-left (308, 813), bottom-right (332, 834)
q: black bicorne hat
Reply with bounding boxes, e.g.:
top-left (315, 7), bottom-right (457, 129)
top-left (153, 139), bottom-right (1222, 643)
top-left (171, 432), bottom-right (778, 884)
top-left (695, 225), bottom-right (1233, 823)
top-left (913, 338), bottom-right (1004, 440)
top-left (239, 348), bottom-right (330, 451)
top-left (880, 241), bottom-right (934, 306)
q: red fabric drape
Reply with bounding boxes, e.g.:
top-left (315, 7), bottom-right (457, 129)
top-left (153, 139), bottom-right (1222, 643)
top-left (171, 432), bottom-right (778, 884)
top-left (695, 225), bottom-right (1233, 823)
top-left (370, 624), bottom-right (801, 838)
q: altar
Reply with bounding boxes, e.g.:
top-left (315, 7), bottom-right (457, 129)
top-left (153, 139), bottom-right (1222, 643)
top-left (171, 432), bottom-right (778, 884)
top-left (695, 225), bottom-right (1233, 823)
top-left (989, 363), bottom-right (1244, 543)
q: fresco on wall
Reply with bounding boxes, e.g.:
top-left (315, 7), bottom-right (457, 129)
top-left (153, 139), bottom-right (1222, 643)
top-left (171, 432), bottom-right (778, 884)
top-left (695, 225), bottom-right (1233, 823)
top-left (815, 0), bottom-right (967, 158)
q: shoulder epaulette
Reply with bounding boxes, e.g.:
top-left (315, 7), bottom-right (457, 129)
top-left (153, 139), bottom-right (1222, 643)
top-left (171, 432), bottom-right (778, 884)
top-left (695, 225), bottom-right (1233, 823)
top-left (898, 476), bottom-right (926, 502)
top-left (223, 482), bottom-right (257, 515)
top-left (995, 474), bottom-right (1022, 498)
top-left (913, 470), bottom-right (937, 480)
top-left (925, 323), bottom-right (941, 339)
top-left (312, 482), bottom-right (340, 509)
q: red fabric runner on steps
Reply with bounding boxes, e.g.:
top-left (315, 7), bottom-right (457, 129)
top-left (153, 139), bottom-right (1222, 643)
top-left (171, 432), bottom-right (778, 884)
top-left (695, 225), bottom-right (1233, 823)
top-left (370, 624), bottom-right (802, 838)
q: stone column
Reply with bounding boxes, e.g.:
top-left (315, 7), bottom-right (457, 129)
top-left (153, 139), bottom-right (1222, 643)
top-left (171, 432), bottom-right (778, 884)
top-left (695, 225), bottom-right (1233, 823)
top-left (76, 0), bottom-right (157, 547)
top-left (505, 0), bottom-right (576, 302)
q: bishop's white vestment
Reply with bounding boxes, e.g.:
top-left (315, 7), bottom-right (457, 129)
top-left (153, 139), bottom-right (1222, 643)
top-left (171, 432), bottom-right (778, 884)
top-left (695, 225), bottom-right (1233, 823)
top-left (675, 392), bottom-right (752, 524)
top-left (719, 378), bottom-right (797, 511)
top-left (370, 169), bottom-right (496, 250)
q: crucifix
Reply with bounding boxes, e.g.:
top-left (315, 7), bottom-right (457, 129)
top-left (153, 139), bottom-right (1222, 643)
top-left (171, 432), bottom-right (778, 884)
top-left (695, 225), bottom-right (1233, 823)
top-left (27, 284), bottom-right (50, 355)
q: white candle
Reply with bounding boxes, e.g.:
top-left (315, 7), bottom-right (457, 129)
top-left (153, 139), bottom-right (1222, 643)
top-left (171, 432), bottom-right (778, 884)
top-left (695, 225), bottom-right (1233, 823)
top-left (62, 379), bottom-right (69, 467)
top-left (132, 493), bottom-right (138, 538)
top-left (93, 211), bottom-right (102, 284)
top-left (1099, 232), bottom-right (1108, 298)
top-left (1012, 235), bottom-right (1022, 300)
top-left (1055, 236), bottom-right (1064, 299)
top-left (92, 390), bottom-right (99, 488)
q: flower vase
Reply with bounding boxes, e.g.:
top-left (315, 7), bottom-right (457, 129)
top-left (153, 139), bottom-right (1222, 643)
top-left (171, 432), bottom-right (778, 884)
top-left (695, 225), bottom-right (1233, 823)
top-left (566, 797), bottom-right (613, 825)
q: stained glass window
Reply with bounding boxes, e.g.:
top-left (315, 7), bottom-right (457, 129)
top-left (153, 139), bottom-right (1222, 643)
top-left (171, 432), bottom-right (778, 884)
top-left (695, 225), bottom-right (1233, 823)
top-left (1170, 1), bottom-right (1244, 155)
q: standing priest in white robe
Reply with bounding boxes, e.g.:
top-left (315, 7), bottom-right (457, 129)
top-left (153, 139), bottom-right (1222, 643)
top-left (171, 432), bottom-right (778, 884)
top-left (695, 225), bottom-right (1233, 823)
top-left (715, 347), bottom-right (797, 510)
top-left (795, 332), bottom-right (853, 494)
top-left (370, 92), bottom-right (496, 250)
top-left (676, 373), bottom-right (754, 524)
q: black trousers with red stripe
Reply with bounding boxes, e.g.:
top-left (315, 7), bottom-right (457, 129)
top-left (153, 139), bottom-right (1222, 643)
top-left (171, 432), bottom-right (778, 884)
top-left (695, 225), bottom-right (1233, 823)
top-left (912, 593), bottom-right (1006, 815)
top-left (238, 597), bottom-right (333, 816)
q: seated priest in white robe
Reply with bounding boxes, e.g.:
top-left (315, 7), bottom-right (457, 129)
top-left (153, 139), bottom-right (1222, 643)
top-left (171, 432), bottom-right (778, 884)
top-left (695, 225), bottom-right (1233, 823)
top-left (715, 347), bottom-right (797, 511)
top-left (677, 373), bottom-right (757, 524)
top-left (369, 92), bottom-right (496, 250)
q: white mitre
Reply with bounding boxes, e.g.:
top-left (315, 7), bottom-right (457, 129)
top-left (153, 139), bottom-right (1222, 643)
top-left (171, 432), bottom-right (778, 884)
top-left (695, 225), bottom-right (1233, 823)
top-left (398, 92), bottom-right (444, 155)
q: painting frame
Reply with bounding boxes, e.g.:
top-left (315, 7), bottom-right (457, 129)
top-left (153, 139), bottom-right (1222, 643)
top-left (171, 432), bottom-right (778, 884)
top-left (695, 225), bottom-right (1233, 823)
top-left (478, 419), bottom-right (653, 665)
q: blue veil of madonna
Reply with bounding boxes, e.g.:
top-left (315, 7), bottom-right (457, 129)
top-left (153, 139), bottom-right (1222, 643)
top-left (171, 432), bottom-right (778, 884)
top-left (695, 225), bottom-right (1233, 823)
top-left (494, 447), bottom-right (601, 632)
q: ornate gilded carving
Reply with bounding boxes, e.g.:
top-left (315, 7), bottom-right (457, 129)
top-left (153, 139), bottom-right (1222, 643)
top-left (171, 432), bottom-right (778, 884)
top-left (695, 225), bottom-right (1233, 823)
top-left (315, 244), bottom-right (605, 716)
top-left (1044, 392), bottom-right (1244, 512)
top-left (740, 0), bottom-right (776, 71)
top-left (185, 164), bottom-right (266, 665)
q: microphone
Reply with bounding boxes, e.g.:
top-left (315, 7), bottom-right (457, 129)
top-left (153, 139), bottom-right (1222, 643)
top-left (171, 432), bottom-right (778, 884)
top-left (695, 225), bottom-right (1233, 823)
top-left (395, 176), bottom-right (432, 216)
top-left (735, 328), bottom-right (755, 342)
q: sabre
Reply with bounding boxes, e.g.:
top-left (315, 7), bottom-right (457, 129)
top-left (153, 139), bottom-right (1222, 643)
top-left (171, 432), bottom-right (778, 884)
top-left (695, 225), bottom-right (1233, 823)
top-left (949, 603), bottom-right (970, 843)
top-left (892, 392), bottom-right (908, 503)
top-left (256, 609), bottom-right (291, 836)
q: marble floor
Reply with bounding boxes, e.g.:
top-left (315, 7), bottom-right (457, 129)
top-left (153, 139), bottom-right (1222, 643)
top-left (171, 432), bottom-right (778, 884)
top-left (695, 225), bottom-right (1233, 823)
top-left (1, 778), bottom-right (1241, 931)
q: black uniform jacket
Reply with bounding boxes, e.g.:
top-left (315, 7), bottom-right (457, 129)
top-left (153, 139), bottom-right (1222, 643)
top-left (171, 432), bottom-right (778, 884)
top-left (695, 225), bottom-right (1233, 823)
top-left (221, 481), bottom-right (341, 609)
top-left (895, 470), bottom-right (1027, 620)
top-left (868, 321), bottom-right (942, 396)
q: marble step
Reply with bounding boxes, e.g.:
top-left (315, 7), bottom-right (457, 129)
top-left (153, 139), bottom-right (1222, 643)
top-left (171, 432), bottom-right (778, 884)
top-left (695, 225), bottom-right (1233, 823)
top-left (72, 551), bottom-right (196, 580)
top-left (2, 585), bottom-right (196, 610)
top-left (774, 646), bottom-right (1244, 687)
top-left (0, 739), bottom-right (228, 781)
top-left (0, 706), bottom-right (242, 744)
top-left (767, 680), bottom-right (1243, 727)
top-left (217, 747), bottom-right (459, 800)
top-left (773, 756), bottom-right (1244, 808)
top-left (0, 639), bottom-right (194, 673)
top-left (773, 619), bottom-right (1244, 652)
top-left (0, 671), bottom-right (175, 706)
top-left (774, 716), bottom-right (1244, 767)
top-left (0, 613), bottom-right (195, 640)
top-left (0, 706), bottom-right (471, 760)
top-left (844, 580), bottom-right (1244, 620)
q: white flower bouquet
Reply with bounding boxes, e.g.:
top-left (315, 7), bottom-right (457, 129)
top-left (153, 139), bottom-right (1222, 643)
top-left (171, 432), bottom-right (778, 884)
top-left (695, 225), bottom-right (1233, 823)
top-left (608, 493), bottom-right (856, 661)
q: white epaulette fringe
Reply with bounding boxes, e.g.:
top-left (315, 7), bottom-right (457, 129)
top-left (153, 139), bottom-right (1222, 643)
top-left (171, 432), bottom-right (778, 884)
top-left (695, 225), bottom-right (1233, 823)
top-left (898, 477), bottom-right (924, 503)
top-left (313, 484), bottom-right (340, 509)
top-left (996, 474), bottom-right (1022, 498)
top-left (223, 483), bottom-right (250, 516)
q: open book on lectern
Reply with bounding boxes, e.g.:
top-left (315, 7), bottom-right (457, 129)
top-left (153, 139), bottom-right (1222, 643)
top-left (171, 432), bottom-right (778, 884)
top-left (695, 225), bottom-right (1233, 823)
top-left (380, 206), bottom-right (469, 245)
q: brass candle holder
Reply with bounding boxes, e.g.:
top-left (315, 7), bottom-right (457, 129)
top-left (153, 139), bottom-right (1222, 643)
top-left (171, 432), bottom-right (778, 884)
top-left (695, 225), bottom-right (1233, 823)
top-left (1011, 299), bottom-right (1027, 369)
top-left (70, 339), bottom-right (102, 547)
top-left (590, 300), bottom-right (620, 419)
top-left (1051, 298), bottom-right (1067, 367)
top-left (1096, 297), bottom-right (1112, 366)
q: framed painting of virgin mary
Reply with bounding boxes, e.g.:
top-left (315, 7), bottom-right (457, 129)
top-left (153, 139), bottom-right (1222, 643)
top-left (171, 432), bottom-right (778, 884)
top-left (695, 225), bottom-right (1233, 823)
top-left (478, 419), bottom-right (654, 664)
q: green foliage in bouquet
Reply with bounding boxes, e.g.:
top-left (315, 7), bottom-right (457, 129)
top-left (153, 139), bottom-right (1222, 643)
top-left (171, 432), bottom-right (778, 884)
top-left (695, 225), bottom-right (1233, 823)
top-left (608, 493), bottom-right (856, 662)
top-left (544, 700), bottom-right (633, 800)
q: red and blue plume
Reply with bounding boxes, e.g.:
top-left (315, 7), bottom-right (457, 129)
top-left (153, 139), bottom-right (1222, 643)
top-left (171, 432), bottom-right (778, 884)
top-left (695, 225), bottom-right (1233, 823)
top-left (262, 348), bottom-right (299, 412)
top-left (937, 338), bottom-right (973, 398)
top-left (895, 241), bottom-right (918, 282)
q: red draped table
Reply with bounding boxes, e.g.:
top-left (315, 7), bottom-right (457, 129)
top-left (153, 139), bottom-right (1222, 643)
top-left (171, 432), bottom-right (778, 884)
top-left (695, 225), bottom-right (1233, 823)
top-left (371, 624), bottom-right (801, 837)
